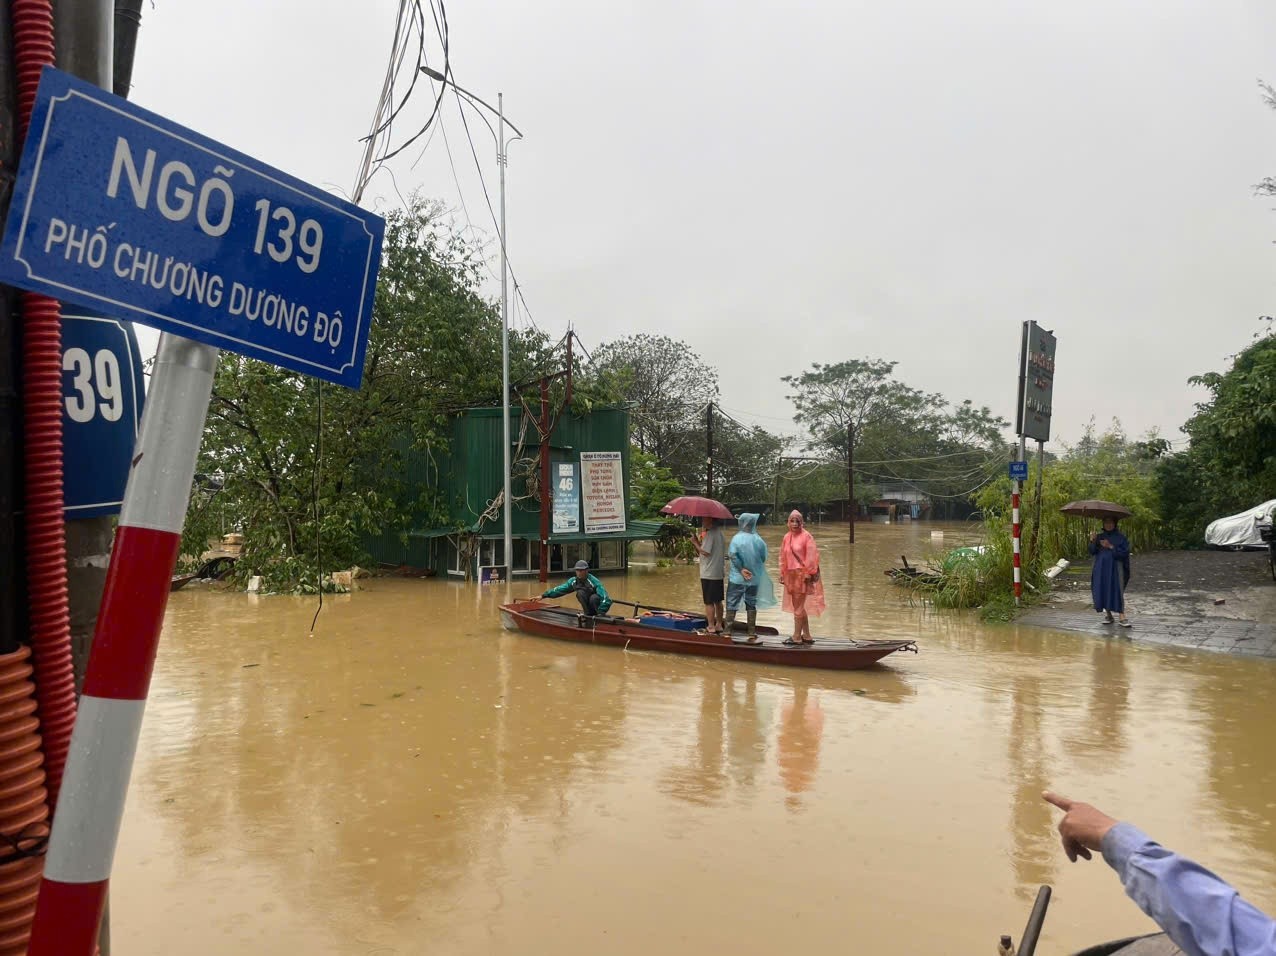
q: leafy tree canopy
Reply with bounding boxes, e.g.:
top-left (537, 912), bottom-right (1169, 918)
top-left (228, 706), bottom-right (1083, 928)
top-left (585, 334), bottom-right (718, 487)
top-left (183, 197), bottom-right (551, 589)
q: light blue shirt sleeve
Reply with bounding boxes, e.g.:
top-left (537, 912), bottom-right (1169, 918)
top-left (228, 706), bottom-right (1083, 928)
top-left (1102, 822), bottom-right (1276, 956)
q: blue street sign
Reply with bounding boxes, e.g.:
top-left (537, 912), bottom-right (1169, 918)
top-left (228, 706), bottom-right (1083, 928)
top-left (1008, 460), bottom-right (1029, 481)
top-left (0, 67), bottom-right (384, 389)
top-left (61, 312), bottom-right (146, 518)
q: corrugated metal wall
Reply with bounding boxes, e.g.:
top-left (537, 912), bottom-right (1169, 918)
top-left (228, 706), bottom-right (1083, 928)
top-left (361, 405), bottom-right (630, 568)
top-left (447, 406), bottom-right (629, 538)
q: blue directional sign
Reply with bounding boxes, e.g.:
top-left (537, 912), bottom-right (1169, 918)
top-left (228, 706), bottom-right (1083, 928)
top-left (0, 67), bottom-right (384, 389)
top-left (61, 311), bottom-right (146, 518)
top-left (1008, 460), bottom-right (1029, 481)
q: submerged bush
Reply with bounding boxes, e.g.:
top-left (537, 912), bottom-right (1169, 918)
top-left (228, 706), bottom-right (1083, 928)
top-left (899, 522), bottom-right (1046, 620)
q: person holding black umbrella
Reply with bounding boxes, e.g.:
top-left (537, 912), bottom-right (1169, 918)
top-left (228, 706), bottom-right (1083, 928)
top-left (1090, 517), bottom-right (1131, 628)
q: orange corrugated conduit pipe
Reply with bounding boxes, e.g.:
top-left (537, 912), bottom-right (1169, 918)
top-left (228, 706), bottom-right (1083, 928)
top-left (0, 0), bottom-right (86, 952)
top-left (0, 646), bottom-right (49, 955)
top-left (11, 0), bottom-right (77, 813)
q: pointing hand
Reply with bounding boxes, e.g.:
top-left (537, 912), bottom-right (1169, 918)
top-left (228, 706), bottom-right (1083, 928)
top-left (1043, 791), bottom-right (1117, 863)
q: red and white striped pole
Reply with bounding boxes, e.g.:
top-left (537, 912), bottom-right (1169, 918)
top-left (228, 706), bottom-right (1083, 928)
top-left (1012, 479), bottom-right (1022, 604)
top-left (27, 335), bottom-right (219, 955)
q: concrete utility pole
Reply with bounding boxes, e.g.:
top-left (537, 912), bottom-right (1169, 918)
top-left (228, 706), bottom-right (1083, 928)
top-left (705, 402), bottom-right (713, 499)
top-left (420, 67), bottom-right (522, 583)
top-left (497, 92), bottom-right (512, 582)
top-left (537, 374), bottom-right (549, 582)
top-left (533, 335), bottom-right (572, 583)
top-left (54, 0), bottom-right (115, 687)
top-left (112, 0), bottom-right (143, 98)
top-left (1028, 439), bottom-right (1045, 573)
top-left (847, 422), bottom-right (856, 543)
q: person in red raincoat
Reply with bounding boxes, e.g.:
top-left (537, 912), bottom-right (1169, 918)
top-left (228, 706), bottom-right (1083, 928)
top-left (779, 510), bottom-right (826, 645)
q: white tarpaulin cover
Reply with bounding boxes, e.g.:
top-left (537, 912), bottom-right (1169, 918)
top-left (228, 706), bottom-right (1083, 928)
top-left (1204, 499), bottom-right (1276, 549)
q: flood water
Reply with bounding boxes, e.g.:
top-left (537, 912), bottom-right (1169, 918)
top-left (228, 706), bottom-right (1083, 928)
top-left (114, 521), bottom-right (1276, 954)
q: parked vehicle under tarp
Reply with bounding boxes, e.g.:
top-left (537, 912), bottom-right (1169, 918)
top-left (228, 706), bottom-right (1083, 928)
top-left (1204, 499), bottom-right (1276, 550)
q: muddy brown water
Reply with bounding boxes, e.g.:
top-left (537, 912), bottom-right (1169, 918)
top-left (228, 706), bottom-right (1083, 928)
top-left (114, 522), bottom-right (1276, 954)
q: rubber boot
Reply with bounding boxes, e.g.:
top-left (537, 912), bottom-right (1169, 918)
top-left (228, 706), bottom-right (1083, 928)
top-left (746, 609), bottom-right (757, 640)
top-left (723, 609), bottom-right (737, 633)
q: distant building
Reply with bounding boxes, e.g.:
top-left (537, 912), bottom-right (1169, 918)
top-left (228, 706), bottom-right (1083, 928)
top-left (869, 483), bottom-right (931, 523)
top-left (363, 405), bottom-right (664, 578)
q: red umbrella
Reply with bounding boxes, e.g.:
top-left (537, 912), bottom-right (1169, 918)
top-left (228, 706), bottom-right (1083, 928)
top-left (660, 496), bottom-right (734, 520)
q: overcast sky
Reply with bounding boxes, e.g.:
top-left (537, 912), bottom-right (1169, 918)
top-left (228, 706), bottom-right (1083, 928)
top-left (130, 0), bottom-right (1276, 450)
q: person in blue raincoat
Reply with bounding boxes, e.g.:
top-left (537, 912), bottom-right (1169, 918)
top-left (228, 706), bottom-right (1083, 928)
top-left (725, 513), bottom-right (776, 643)
top-left (1089, 517), bottom-right (1131, 628)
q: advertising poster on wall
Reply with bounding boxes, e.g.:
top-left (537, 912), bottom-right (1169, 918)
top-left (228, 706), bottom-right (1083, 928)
top-left (552, 462), bottom-right (581, 534)
top-left (580, 451), bottom-right (626, 534)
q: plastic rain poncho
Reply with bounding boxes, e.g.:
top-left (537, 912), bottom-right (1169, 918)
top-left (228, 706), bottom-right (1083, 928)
top-left (727, 513), bottom-right (777, 609)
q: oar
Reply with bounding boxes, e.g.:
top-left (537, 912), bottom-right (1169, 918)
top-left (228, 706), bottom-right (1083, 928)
top-left (606, 598), bottom-right (644, 610)
top-left (607, 598), bottom-right (689, 616)
top-left (1018, 886), bottom-right (1051, 956)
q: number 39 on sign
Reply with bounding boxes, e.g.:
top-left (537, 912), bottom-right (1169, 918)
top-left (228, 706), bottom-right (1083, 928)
top-left (60, 312), bottom-right (146, 518)
top-left (63, 345), bottom-right (124, 423)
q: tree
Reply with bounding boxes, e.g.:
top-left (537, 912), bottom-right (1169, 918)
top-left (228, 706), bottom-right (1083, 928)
top-left (977, 420), bottom-right (1164, 559)
top-left (1157, 322), bottom-right (1276, 546)
top-left (699, 412), bottom-right (783, 503)
top-left (783, 359), bottom-right (937, 532)
top-left (856, 399), bottom-right (1010, 518)
top-left (1254, 81), bottom-right (1276, 200)
top-left (182, 197), bottom-right (551, 588)
top-left (586, 334), bottom-right (718, 487)
top-left (628, 449), bottom-right (684, 520)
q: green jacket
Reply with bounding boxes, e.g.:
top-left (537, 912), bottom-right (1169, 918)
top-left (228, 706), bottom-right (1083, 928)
top-left (542, 573), bottom-right (611, 614)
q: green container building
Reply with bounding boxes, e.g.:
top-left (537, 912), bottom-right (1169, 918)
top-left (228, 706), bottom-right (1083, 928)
top-left (363, 405), bottom-right (665, 579)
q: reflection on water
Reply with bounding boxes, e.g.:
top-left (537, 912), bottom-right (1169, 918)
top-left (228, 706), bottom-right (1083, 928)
top-left (1007, 676), bottom-right (1056, 899)
top-left (112, 522), bottom-right (1276, 955)
top-left (777, 685), bottom-right (824, 811)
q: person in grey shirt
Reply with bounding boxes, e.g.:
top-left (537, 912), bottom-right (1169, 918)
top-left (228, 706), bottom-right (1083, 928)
top-left (1044, 790), bottom-right (1276, 956)
top-left (693, 517), bottom-right (726, 635)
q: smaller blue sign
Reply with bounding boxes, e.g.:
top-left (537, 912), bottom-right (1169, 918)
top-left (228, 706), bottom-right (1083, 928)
top-left (552, 462), bottom-right (580, 535)
top-left (1008, 460), bottom-right (1029, 481)
top-left (0, 67), bottom-right (384, 388)
top-left (61, 312), bottom-right (146, 518)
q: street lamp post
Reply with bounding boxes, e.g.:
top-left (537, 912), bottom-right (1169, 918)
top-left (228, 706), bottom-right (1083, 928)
top-left (497, 93), bottom-right (511, 585)
top-left (421, 67), bottom-right (523, 582)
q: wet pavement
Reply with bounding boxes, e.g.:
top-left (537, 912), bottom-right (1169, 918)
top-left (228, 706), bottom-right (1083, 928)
top-left (1018, 609), bottom-right (1276, 657)
top-left (1023, 549), bottom-right (1276, 657)
top-left (111, 522), bottom-right (1276, 955)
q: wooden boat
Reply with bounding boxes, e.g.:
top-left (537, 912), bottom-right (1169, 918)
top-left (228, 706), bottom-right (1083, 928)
top-left (884, 555), bottom-right (944, 587)
top-left (171, 556), bottom-right (237, 592)
top-left (499, 599), bottom-right (918, 671)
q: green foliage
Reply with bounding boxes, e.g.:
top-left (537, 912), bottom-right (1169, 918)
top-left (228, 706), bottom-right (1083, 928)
top-left (975, 421), bottom-right (1164, 567)
top-left (629, 448), bottom-right (685, 519)
top-left (1157, 323), bottom-right (1276, 546)
top-left (182, 196), bottom-right (548, 590)
top-left (585, 334), bottom-right (718, 487)
top-left (897, 522), bottom-right (1044, 619)
top-left (784, 359), bottom-right (932, 457)
top-left (779, 461), bottom-right (852, 510)
top-left (712, 416), bottom-right (784, 500)
top-left (783, 359), bottom-right (1010, 513)
top-left (653, 522), bottom-right (695, 559)
top-left (900, 421), bottom-right (1164, 617)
